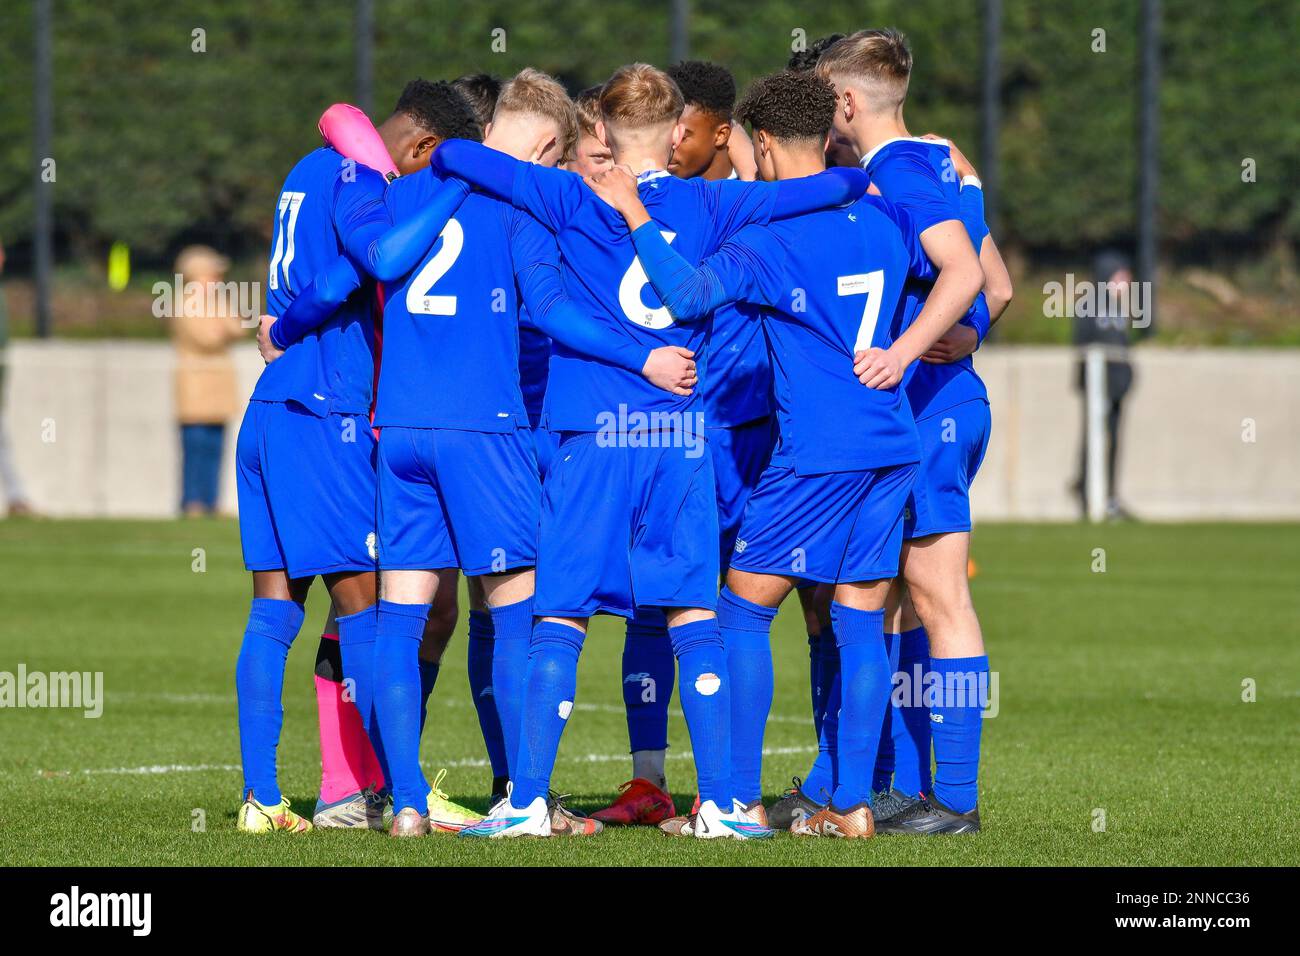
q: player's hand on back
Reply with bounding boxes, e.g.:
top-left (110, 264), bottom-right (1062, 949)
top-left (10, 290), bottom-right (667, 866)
top-left (256, 314), bottom-right (284, 364)
top-left (921, 323), bottom-right (979, 364)
top-left (853, 346), bottom-right (905, 390)
top-left (584, 165), bottom-right (645, 223)
top-left (642, 345), bottom-right (697, 396)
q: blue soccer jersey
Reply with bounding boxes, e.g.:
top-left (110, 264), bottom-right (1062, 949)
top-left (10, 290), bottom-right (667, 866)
top-left (432, 140), bottom-right (868, 432)
top-left (376, 175), bottom-right (539, 431)
top-left (863, 137), bottom-right (988, 421)
top-left (238, 147), bottom-right (388, 578)
top-left (374, 173), bottom-right (647, 431)
top-left (509, 167), bottom-right (779, 432)
top-left (255, 147), bottom-right (387, 416)
top-left (631, 193), bottom-right (932, 474)
top-left (517, 308), bottom-right (551, 428)
top-left (701, 173), bottom-right (773, 429)
top-left (623, 192), bottom-right (934, 583)
top-left (706, 302), bottom-right (773, 428)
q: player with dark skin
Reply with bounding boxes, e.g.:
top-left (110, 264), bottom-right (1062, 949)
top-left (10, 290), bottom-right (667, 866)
top-left (254, 85), bottom-right (472, 665)
top-left (666, 61), bottom-right (736, 181)
top-left (670, 104), bottom-right (732, 178)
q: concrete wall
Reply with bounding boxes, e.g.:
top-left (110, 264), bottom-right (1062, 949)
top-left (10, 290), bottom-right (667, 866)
top-left (2, 341), bottom-right (1297, 520)
top-left (974, 347), bottom-right (1299, 520)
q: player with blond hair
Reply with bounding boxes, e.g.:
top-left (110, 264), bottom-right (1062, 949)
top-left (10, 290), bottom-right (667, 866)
top-left (797, 29), bottom-right (1011, 834)
top-left (437, 62), bottom-right (867, 839)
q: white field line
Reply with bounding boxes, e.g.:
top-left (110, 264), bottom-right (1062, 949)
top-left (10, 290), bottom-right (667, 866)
top-left (37, 745), bottom-right (817, 779)
top-left (109, 691), bottom-right (814, 726)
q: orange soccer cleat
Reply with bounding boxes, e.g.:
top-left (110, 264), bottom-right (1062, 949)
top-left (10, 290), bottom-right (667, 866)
top-left (791, 801), bottom-right (876, 839)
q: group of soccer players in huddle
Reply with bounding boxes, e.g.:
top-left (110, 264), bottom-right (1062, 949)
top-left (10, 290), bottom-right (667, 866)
top-left (234, 26), bottom-right (1013, 841)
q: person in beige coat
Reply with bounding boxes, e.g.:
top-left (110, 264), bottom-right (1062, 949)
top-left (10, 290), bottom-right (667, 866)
top-left (171, 245), bottom-right (245, 516)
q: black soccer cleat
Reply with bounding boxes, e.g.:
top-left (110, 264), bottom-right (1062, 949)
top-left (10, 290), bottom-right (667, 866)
top-left (874, 794), bottom-right (980, 835)
top-left (766, 777), bottom-right (826, 831)
top-left (871, 787), bottom-right (921, 824)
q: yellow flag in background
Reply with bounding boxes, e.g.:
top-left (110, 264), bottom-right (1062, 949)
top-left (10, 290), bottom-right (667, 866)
top-left (108, 242), bottom-right (130, 291)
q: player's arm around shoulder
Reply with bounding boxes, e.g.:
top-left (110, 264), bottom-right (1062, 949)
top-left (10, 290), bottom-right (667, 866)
top-left (979, 235), bottom-right (1013, 321)
top-left (330, 160), bottom-right (390, 241)
top-left (433, 139), bottom-right (586, 232)
top-left (854, 218), bottom-right (983, 389)
top-left (925, 132), bottom-right (1013, 321)
top-left (587, 165), bottom-right (766, 323)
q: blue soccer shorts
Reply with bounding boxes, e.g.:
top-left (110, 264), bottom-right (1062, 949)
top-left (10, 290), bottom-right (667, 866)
top-left (730, 460), bottom-right (918, 584)
top-left (708, 416), bottom-right (777, 570)
top-left (535, 431), bottom-right (720, 618)
top-left (377, 425), bottom-right (539, 575)
top-left (236, 400), bottom-right (377, 579)
top-left (532, 424), bottom-right (561, 481)
top-left (903, 398), bottom-right (991, 540)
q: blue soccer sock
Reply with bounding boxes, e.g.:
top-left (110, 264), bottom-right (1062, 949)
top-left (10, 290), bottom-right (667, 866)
top-left (418, 659), bottom-right (440, 733)
top-left (466, 609), bottom-right (509, 780)
top-left (336, 606), bottom-right (377, 732)
top-left (717, 588), bottom-right (777, 805)
top-left (872, 631), bottom-right (901, 792)
top-left (490, 596), bottom-right (534, 783)
top-left (816, 627), bottom-right (840, 729)
top-left (336, 605), bottom-right (392, 790)
top-left (373, 600), bottom-right (431, 814)
top-left (892, 626), bottom-right (933, 798)
top-left (829, 603), bottom-right (891, 810)
top-left (236, 598), bottom-right (305, 806)
top-left (801, 631), bottom-right (841, 802)
top-left (929, 655), bottom-right (989, 813)
top-left (669, 618), bottom-right (732, 808)
top-left (622, 607), bottom-right (674, 754)
top-left (808, 631), bottom-right (823, 732)
top-left (512, 620), bottom-right (585, 807)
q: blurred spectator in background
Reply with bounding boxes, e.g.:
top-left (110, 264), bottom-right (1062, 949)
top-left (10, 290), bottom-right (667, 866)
top-left (1073, 249), bottom-right (1139, 521)
top-left (0, 241), bottom-right (34, 517)
top-left (171, 245), bottom-right (244, 516)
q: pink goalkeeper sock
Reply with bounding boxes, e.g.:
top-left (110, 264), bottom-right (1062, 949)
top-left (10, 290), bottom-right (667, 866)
top-left (315, 633), bottom-right (383, 803)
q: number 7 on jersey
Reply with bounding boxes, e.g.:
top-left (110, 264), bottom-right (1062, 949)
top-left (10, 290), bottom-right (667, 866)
top-left (838, 270), bottom-right (885, 352)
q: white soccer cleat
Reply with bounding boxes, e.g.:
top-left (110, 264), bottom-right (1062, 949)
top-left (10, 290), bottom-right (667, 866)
top-left (688, 799), bottom-right (774, 840)
top-left (457, 790), bottom-right (551, 839)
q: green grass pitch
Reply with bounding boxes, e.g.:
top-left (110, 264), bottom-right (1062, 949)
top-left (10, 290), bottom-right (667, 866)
top-left (1, 518), bottom-right (1296, 866)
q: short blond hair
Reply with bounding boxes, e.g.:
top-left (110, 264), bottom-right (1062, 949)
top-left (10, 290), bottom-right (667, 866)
top-left (495, 67), bottom-right (579, 158)
top-left (600, 63), bottom-right (684, 130)
top-left (815, 28), bottom-right (912, 113)
top-left (574, 84), bottom-right (603, 138)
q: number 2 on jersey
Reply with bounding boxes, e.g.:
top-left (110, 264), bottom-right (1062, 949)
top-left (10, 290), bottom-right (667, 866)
top-left (405, 218), bottom-right (465, 316)
top-left (838, 270), bottom-right (885, 351)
